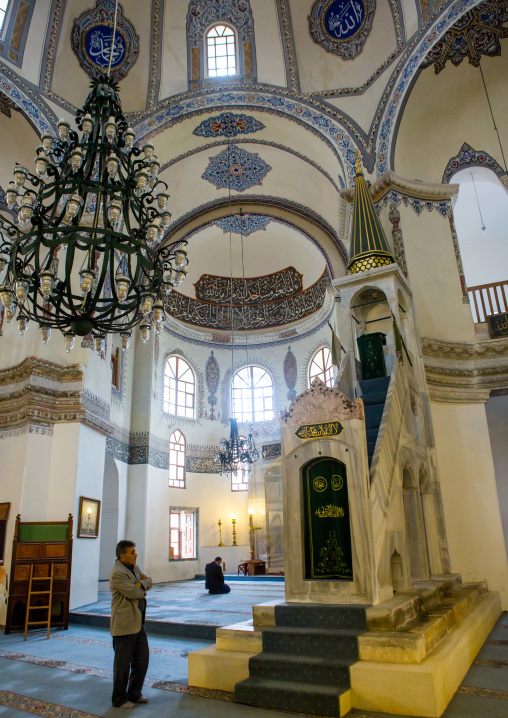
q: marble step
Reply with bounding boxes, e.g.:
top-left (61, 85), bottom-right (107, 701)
top-left (274, 603), bottom-right (367, 631)
top-left (262, 626), bottom-right (361, 659)
top-left (215, 620), bottom-right (263, 652)
top-left (248, 651), bottom-right (354, 686)
top-left (235, 677), bottom-right (351, 717)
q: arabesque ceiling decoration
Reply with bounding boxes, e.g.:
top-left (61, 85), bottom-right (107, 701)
top-left (214, 214), bottom-right (272, 235)
top-left (71, 0), bottom-right (139, 82)
top-left (193, 112), bottom-right (265, 138)
top-left (308, 0), bottom-right (376, 60)
top-left (165, 268), bottom-right (330, 331)
top-left (421, 0), bottom-right (508, 74)
top-left (202, 145), bottom-right (272, 191)
top-left (0, 91), bottom-right (18, 118)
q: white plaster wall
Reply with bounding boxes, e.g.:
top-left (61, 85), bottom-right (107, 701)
top-left (486, 395), bottom-right (508, 557)
top-left (431, 401), bottom-right (508, 609)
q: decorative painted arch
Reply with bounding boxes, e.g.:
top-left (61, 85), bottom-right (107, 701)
top-left (442, 142), bottom-right (508, 187)
top-left (0, 68), bottom-right (58, 135)
top-left (376, 0), bottom-right (487, 177)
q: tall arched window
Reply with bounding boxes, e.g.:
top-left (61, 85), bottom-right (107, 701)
top-left (0, 1), bottom-right (9, 33)
top-left (308, 347), bottom-right (333, 388)
top-left (206, 24), bottom-right (237, 78)
top-left (164, 356), bottom-right (195, 418)
top-left (232, 366), bottom-right (273, 422)
top-left (169, 430), bottom-right (186, 488)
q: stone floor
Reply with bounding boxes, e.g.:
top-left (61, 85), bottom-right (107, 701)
top-left (0, 581), bottom-right (506, 717)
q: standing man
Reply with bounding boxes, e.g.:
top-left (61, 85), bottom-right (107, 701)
top-left (205, 556), bottom-right (230, 594)
top-left (110, 540), bottom-right (152, 709)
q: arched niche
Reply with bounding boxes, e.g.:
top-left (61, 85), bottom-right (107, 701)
top-left (98, 454), bottom-right (120, 581)
top-left (351, 286), bottom-right (395, 378)
top-left (264, 458), bottom-right (284, 572)
top-left (402, 465), bottom-right (430, 581)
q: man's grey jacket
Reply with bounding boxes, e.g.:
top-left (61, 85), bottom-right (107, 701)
top-left (110, 560), bottom-right (153, 636)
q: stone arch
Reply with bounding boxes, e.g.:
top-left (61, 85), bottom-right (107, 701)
top-left (442, 142), bottom-right (508, 187)
top-left (0, 69), bottom-right (57, 135)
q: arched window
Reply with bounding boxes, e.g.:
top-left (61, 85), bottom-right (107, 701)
top-left (163, 356), bottom-right (195, 418)
top-left (232, 366), bottom-right (273, 423)
top-left (169, 430), bottom-right (186, 488)
top-left (0, 1), bottom-right (9, 33)
top-left (205, 24), bottom-right (237, 78)
top-left (308, 347), bottom-right (333, 388)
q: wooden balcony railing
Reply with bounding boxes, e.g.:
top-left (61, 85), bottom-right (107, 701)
top-left (468, 280), bottom-right (508, 324)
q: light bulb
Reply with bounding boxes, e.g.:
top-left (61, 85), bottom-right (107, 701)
top-left (79, 269), bottom-right (95, 295)
top-left (146, 219), bottom-right (159, 244)
top-left (175, 250), bottom-right (187, 268)
top-left (160, 211), bottom-right (171, 229)
top-left (140, 292), bottom-right (155, 315)
top-left (20, 196), bottom-right (33, 222)
top-left (152, 299), bottom-right (164, 323)
top-left (157, 191), bottom-right (169, 210)
top-left (6, 182), bottom-right (18, 208)
top-left (58, 119), bottom-right (70, 139)
top-left (143, 142), bottom-right (154, 160)
top-left (150, 158), bottom-right (160, 177)
top-left (136, 169), bottom-right (149, 193)
top-left (15, 279), bottom-right (30, 302)
top-left (39, 271), bottom-right (53, 299)
top-left (231, 514), bottom-right (236, 520)
top-left (105, 116), bottom-right (117, 140)
top-left (41, 133), bottom-right (53, 152)
top-left (108, 198), bottom-right (122, 225)
top-left (81, 113), bottom-right (93, 134)
top-left (35, 153), bottom-right (49, 177)
top-left (107, 153), bottom-right (119, 178)
top-left (123, 128), bottom-right (136, 149)
top-left (64, 332), bottom-right (75, 353)
top-left (173, 268), bottom-right (187, 286)
top-left (65, 194), bottom-right (82, 221)
top-left (116, 274), bottom-right (129, 301)
top-left (13, 166), bottom-right (27, 187)
top-left (94, 335), bottom-right (105, 355)
top-left (40, 325), bottom-right (51, 344)
top-left (17, 315), bottom-right (28, 335)
top-left (139, 322), bottom-right (151, 343)
top-left (121, 331), bottom-right (131, 350)
top-left (70, 148), bottom-right (84, 172)
top-left (0, 286), bottom-right (14, 309)
top-left (5, 305), bottom-right (16, 322)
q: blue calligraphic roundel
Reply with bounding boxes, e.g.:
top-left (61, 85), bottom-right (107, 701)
top-left (84, 25), bottom-right (126, 69)
top-left (324, 0), bottom-right (365, 40)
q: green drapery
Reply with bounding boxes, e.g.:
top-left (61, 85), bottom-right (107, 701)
top-left (302, 457), bottom-right (353, 581)
top-left (357, 332), bottom-right (386, 380)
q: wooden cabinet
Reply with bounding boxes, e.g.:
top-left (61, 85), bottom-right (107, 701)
top-left (5, 514), bottom-right (73, 634)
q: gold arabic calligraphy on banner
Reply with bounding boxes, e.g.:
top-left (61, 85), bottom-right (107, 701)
top-left (295, 421), bottom-right (344, 440)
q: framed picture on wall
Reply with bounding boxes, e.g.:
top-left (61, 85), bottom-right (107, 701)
top-left (77, 497), bottom-right (101, 538)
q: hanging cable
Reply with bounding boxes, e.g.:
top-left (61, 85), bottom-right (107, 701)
top-left (471, 171), bottom-right (486, 232)
top-left (227, 137), bottom-right (235, 408)
top-left (479, 62), bottom-right (508, 173)
top-left (107, 0), bottom-right (120, 79)
top-left (239, 209), bottom-right (250, 366)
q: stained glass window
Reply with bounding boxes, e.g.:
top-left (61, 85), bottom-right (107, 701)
top-left (169, 430), bottom-right (186, 488)
top-left (309, 347), bottom-right (333, 387)
top-left (232, 366), bottom-right (273, 423)
top-left (206, 24), bottom-right (237, 77)
top-left (164, 356), bottom-right (195, 418)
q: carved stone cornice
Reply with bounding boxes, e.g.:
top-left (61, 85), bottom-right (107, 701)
top-left (340, 171), bottom-right (459, 205)
top-left (281, 377), bottom-right (364, 427)
top-left (421, 337), bottom-right (508, 403)
top-left (0, 357), bottom-right (85, 429)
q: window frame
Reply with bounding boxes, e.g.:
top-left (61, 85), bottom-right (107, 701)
top-left (169, 430), bottom-right (186, 489)
top-left (163, 355), bottom-right (196, 419)
top-left (231, 364), bottom-right (274, 423)
top-left (308, 346), bottom-right (334, 388)
top-left (231, 462), bottom-right (249, 492)
top-left (169, 507), bottom-right (198, 561)
top-left (0, 0), bottom-right (36, 67)
top-left (204, 22), bottom-right (238, 80)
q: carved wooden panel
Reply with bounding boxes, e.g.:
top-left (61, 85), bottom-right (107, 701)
top-left (13, 565), bottom-right (30, 581)
top-left (53, 564), bottom-right (68, 579)
top-left (17, 543), bottom-right (41, 560)
top-left (44, 543), bottom-right (67, 558)
top-left (34, 564), bottom-right (50, 578)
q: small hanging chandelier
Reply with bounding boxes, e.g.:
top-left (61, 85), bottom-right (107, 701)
top-left (214, 418), bottom-right (259, 477)
top-left (0, 75), bottom-right (188, 351)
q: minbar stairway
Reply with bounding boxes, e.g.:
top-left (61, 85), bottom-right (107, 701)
top-left (359, 375), bottom-right (390, 466)
top-left (234, 604), bottom-right (368, 717)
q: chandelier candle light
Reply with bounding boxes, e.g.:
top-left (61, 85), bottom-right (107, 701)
top-left (0, 5), bottom-right (189, 351)
top-left (217, 518), bottom-right (224, 547)
top-left (231, 514), bottom-right (237, 547)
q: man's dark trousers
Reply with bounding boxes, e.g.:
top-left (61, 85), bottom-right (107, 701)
top-left (112, 626), bottom-right (149, 707)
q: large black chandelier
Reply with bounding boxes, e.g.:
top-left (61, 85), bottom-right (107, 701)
top-left (0, 75), bottom-right (189, 353)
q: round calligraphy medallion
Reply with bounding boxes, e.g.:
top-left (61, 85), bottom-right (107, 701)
top-left (84, 25), bottom-right (126, 69)
top-left (313, 476), bottom-right (327, 492)
top-left (331, 475), bottom-right (344, 491)
top-left (323, 0), bottom-right (365, 41)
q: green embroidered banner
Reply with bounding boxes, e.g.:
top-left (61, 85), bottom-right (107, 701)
top-left (357, 332), bottom-right (386, 380)
top-left (303, 457), bottom-right (353, 581)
